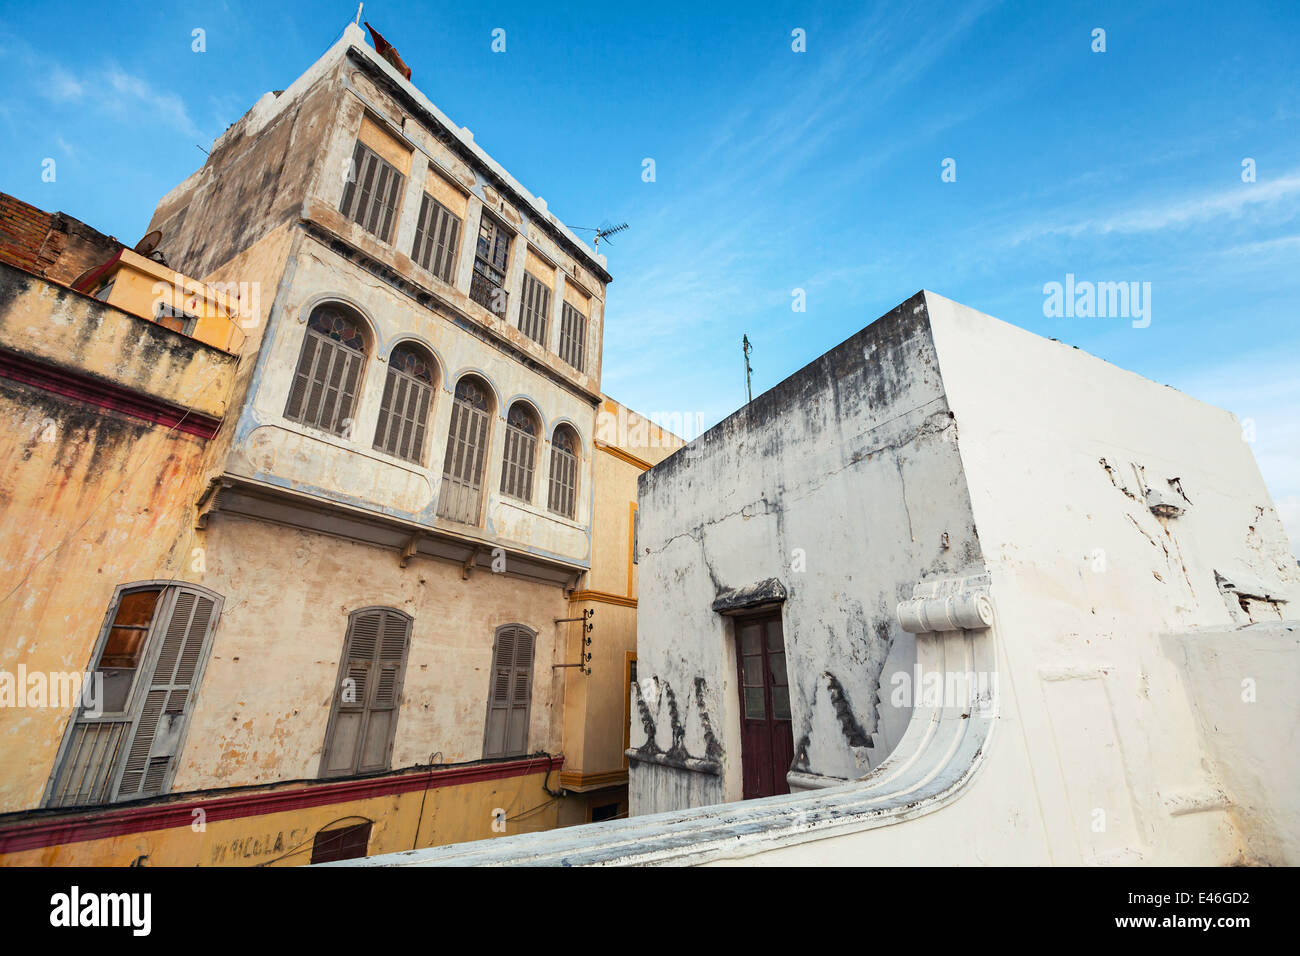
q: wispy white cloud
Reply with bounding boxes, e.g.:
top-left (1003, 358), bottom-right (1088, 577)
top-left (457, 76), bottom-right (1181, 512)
top-left (46, 66), bottom-right (83, 101)
top-left (1008, 171), bottom-right (1300, 243)
top-left (103, 64), bottom-right (204, 140)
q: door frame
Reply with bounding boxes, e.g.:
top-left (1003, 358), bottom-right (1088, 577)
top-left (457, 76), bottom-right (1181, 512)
top-left (731, 610), bottom-right (794, 799)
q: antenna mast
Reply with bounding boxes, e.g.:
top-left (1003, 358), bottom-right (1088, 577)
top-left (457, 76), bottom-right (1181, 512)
top-left (575, 221), bottom-right (629, 253)
top-left (743, 334), bottom-right (753, 405)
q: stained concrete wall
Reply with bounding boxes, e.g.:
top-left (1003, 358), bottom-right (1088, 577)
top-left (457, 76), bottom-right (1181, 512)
top-left (227, 234), bottom-right (598, 564)
top-left (0, 267), bottom-right (237, 813)
top-left (632, 293), bottom-right (983, 814)
top-left (171, 516), bottom-right (568, 790)
top-left (619, 290), bottom-right (1297, 865)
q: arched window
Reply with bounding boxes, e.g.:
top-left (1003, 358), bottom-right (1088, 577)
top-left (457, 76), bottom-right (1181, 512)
top-left (500, 402), bottom-right (540, 502)
top-left (374, 343), bottom-right (436, 463)
top-left (437, 376), bottom-right (493, 525)
top-left (548, 424), bottom-right (580, 519)
top-left (285, 304), bottom-right (368, 436)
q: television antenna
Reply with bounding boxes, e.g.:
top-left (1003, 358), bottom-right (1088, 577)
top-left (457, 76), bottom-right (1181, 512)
top-left (573, 221), bottom-right (629, 253)
top-left (743, 334), bottom-right (753, 405)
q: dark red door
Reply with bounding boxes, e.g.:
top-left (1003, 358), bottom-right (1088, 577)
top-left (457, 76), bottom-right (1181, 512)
top-left (735, 614), bottom-right (794, 799)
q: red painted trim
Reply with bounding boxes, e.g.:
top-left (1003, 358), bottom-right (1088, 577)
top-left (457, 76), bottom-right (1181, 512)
top-left (0, 756), bottom-right (563, 854)
top-left (0, 348), bottom-right (222, 440)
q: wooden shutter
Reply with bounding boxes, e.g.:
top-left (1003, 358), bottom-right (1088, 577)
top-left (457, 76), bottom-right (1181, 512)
top-left (340, 141), bottom-right (405, 243)
top-left (437, 382), bottom-right (491, 525)
top-left (483, 625), bottom-right (535, 758)
top-left (286, 325), bottom-right (365, 437)
top-left (412, 194), bottom-right (462, 282)
top-left (500, 405), bottom-right (538, 501)
top-left (548, 433), bottom-right (579, 519)
top-left (559, 302), bottom-right (586, 371)
top-left (115, 587), bottom-right (220, 800)
top-left (518, 272), bottom-right (551, 345)
top-left (374, 365), bottom-right (433, 463)
top-left (321, 608), bottom-right (412, 778)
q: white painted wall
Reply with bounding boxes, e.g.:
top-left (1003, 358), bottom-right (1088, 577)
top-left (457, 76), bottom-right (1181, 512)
top-left (341, 292), bottom-right (1299, 866)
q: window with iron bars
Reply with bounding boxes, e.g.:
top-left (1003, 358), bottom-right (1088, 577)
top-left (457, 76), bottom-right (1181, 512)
top-left (471, 214), bottom-right (511, 316)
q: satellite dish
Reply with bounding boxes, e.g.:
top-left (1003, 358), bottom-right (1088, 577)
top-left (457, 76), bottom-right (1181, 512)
top-left (69, 265), bottom-right (101, 293)
top-left (134, 230), bottom-right (162, 257)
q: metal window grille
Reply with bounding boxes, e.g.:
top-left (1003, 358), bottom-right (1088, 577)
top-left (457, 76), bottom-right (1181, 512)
top-left (470, 214), bottom-right (510, 315)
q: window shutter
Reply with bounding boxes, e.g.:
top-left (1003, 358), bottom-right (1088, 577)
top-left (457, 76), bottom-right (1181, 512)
top-left (548, 432), bottom-right (579, 519)
top-left (560, 302), bottom-right (587, 372)
top-left (413, 194), bottom-right (462, 282)
top-left (340, 141), bottom-right (405, 243)
top-left (519, 273), bottom-right (551, 345)
top-left (437, 381), bottom-right (491, 525)
top-left (115, 588), bottom-right (219, 800)
top-left (484, 625), bottom-right (535, 758)
top-left (321, 609), bottom-right (411, 778)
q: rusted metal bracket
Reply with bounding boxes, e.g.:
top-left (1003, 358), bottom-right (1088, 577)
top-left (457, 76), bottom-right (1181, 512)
top-left (552, 607), bottom-right (594, 674)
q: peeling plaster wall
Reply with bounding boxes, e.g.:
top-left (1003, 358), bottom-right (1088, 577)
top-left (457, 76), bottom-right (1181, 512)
top-left (0, 275), bottom-right (236, 812)
top-left (171, 517), bottom-right (567, 790)
top-left (228, 237), bottom-right (597, 564)
top-left (145, 46), bottom-right (344, 279)
top-left (633, 293), bottom-right (983, 814)
top-left (923, 290), bottom-right (1300, 862)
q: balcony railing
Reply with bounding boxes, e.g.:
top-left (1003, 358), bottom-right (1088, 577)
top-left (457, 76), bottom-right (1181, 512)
top-left (470, 271), bottom-right (508, 317)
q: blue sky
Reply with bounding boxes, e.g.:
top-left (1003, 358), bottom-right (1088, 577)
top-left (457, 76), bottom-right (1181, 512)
top-left (1, 0), bottom-right (1297, 547)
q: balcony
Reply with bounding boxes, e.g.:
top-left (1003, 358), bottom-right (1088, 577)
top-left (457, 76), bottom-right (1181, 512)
top-left (469, 270), bottom-right (508, 317)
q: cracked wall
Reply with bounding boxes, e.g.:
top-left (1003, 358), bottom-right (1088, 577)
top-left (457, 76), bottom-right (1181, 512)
top-left (633, 292), bottom-right (985, 814)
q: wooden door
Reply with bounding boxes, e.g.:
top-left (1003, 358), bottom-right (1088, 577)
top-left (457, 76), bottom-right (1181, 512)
top-left (735, 614), bottom-right (794, 799)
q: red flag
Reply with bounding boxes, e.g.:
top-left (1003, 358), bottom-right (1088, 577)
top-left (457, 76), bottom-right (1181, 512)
top-left (364, 21), bottom-right (411, 81)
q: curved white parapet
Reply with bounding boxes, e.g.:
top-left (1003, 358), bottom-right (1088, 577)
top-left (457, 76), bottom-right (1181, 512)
top-left (324, 573), bottom-right (1003, 867)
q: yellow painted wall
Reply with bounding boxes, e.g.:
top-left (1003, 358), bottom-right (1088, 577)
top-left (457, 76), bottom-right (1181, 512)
top-left (0, 274), bottom-right (238, 812)
top-left (99, 249), bottom-right (246, 354)
top-left (0, 766), bottom-right (558, 867)
top-left (560, 397), bottom-right (683, 786)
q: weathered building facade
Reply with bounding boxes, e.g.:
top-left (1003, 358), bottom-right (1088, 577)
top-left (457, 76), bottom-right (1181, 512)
top-left (0, 23), bottom-right (665, 865)
top-left (340, 291), bottom-right (1298, 866)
